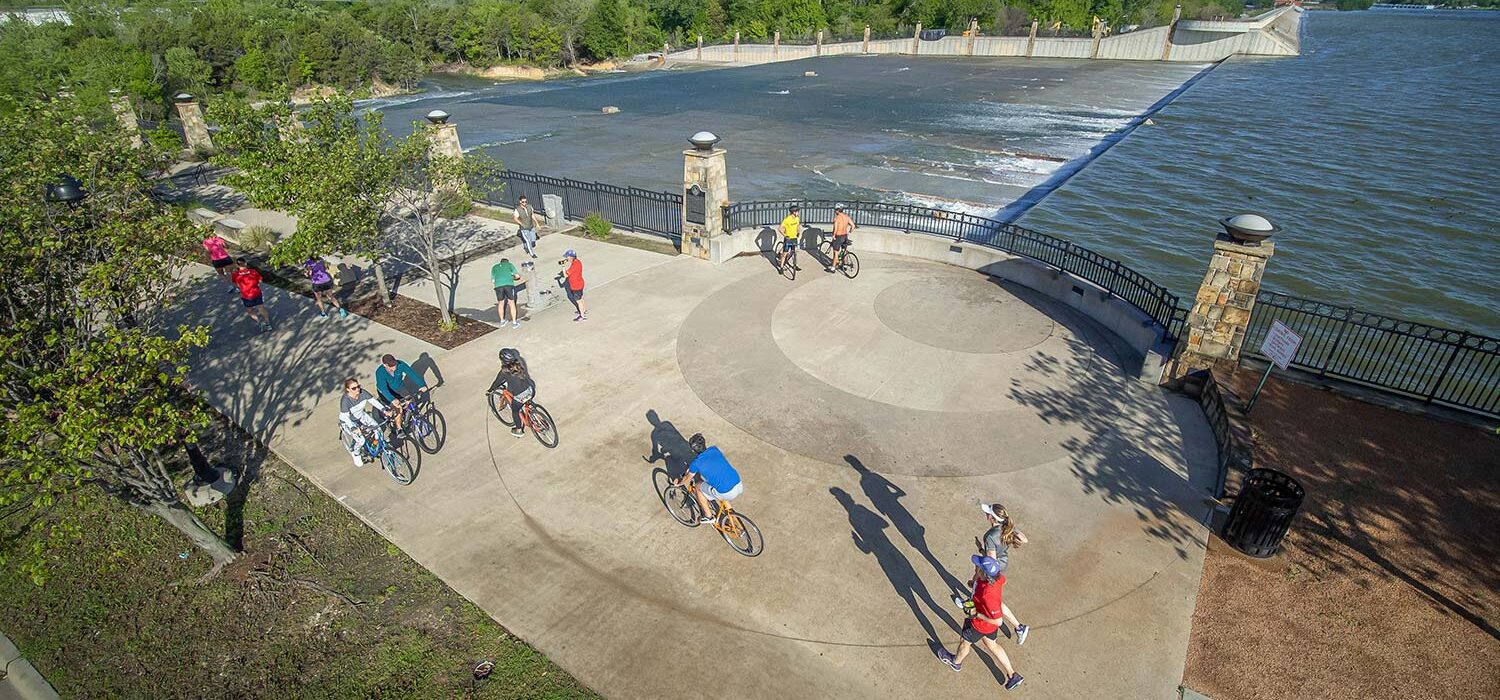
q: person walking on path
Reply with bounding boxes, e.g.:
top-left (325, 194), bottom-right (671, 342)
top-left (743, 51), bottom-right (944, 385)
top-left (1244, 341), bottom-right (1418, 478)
top-left (202, 232), bottom-right (235, 291)
top-left (825, 203), bottom-right (855, 272)
top-left (966, 502), bottom-right (1031, 644)
top-left (230, 258), bottom-right (272, 331)
top-left (491, 257), bottom-right (524, 329)
top-left (514, 196), bottom-right (542, 258)
top-left (937, 555), bottom-right (1025, 690)
top-left (562, 249), bottom-right (587, 322)
top-left (303, 256), bottom-right (347, 319)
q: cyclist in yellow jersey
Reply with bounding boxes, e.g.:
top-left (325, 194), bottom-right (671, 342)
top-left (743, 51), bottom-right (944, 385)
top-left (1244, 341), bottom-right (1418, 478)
top-left (777, 205), bottom-right (802, 272)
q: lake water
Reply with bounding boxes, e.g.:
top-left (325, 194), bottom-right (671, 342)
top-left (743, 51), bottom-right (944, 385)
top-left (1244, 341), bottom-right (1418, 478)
top-left (371, 10), bottom-right (1500, 336)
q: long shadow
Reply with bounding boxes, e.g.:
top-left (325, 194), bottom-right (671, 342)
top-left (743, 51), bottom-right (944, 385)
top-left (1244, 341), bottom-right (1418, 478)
top-left (643, 409), bottom-right (694, 479)
top-left (409, 352), bottom-right (445, 389)
top-left (753, 226), bottom-right (779, 268)
top-left (830, 486), bottom-right (960, 645)
top-left (847, 455), bottom-right (968, 597)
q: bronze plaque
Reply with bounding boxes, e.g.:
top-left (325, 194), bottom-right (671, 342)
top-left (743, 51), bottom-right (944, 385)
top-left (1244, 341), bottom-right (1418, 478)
top-left (685, 184), bottom-right (706, 225)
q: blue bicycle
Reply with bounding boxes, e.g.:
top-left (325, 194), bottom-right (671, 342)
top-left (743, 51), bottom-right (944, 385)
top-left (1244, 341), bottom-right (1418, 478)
top-left (393, 391), bottom-right (446, 455)
top-left (340, 418), bottom-right (416, 484)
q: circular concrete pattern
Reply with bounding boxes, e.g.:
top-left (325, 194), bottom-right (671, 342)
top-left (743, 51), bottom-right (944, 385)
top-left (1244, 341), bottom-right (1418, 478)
top-left (678, 255), bottom-right (1141, 477)
top-left (871, 275), bottom-right (1056, 353)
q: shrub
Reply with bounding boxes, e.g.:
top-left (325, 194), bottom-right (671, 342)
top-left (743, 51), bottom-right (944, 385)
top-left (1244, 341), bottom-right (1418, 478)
top-left (583, 212), bottom-right (611, 240)
top-left (240, 225), bottom-right (277, 254)
top-left (435, 190), bottom-right (472, 219)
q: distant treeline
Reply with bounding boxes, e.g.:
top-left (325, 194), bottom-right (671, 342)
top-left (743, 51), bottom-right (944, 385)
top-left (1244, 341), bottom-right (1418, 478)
top-left (1, 0), bottom-right (1247, 115)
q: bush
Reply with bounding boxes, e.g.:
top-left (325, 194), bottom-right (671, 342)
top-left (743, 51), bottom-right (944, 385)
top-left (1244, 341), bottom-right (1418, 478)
top-left (435, 190), bottom-right (472, 219)
top-left (583, 212), bottom-right (611, 240)
top-left (240, 225), bottom-right (277, 254)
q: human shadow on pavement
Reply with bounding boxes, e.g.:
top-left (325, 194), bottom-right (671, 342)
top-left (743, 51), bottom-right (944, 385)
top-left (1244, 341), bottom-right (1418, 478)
top-left (410, 352), bottom-right (445, 388)
top-left (847, 455), bottom-right (969, 598)
top-left (753, 227), bottom-right (779, 268)
top-left (831, 486), bottom-right (960, 646)
top-left (643, 409), bottom-right (694, 479)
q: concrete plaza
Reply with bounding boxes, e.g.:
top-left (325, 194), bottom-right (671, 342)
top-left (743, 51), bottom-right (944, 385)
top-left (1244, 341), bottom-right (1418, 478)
top-left (174, 238), bottom-right (1218, 699)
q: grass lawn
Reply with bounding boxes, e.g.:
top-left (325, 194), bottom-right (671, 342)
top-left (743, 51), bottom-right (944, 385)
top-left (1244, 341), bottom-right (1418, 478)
top-left (0, 417), bottom-right (594, 700)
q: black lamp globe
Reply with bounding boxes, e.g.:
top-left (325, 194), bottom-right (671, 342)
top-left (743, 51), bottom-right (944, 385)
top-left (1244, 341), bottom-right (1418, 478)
top-left (45, 173), bottom-right (87, 205)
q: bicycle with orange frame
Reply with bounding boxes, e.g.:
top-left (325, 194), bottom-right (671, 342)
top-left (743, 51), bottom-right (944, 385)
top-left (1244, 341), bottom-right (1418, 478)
top-left (486, 387), bottom-right (559, 448)
top-left (654, 468), bottom-right (764, 557)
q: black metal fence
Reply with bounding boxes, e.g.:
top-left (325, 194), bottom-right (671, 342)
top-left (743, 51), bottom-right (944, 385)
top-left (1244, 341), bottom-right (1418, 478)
top-left (472, 170), bottom-right (682, 242)
top-left (1245, 291), bottom-right (1500, 418)
top-left (725, 199), bottom-right (1183, 337)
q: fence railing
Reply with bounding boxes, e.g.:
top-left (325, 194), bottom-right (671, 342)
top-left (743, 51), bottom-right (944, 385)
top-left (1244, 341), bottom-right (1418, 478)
top-left (724, 199), bottom-right (1182, 338)
top-left (471, 170), bottom-right (682, 242)
top-left (1245, 291), bottom-right (1500, 418)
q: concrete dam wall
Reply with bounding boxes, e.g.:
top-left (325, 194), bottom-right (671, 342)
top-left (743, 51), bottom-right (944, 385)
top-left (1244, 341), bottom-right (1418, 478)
top-left (666, 6), bottom-right (1301, 65)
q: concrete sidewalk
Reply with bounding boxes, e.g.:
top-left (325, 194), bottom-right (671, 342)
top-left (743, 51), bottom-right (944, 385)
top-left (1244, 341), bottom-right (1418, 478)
top-left (177, 239), bottom-right (1217, 699)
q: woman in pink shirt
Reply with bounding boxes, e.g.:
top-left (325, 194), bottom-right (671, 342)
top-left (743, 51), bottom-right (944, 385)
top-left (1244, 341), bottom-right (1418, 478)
top-left (202, 233), bottom-right (234, 291)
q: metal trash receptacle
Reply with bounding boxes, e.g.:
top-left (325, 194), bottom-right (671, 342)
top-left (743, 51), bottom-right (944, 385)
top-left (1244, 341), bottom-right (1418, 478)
top-left (1221, 468), bottom-right (1304, 558)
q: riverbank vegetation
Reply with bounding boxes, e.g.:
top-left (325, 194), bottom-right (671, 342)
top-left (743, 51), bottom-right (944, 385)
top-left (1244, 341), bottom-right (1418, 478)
top-left (1, 0), bottom-right (1248, 118)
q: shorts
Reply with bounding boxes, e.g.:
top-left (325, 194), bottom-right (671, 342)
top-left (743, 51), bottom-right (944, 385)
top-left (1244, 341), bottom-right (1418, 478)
top-left (241, 294), bottom-right (264, 308)
top-left (701, 482), bottom-right (743, 501)
top-left (313, 280), bottom-right (334, 292)
top-left (567, 288), bottom-right (584, 303)
top-left (960, 619), bottom-right (998, 643)
top-left (831, 236), bottom-right (849, 250)
top-left (495, 285), bottom-right (517, 301)
top-left (781, 238), bottom-right (798, 252)
top-left (212, 257), bottom-right (233, 269)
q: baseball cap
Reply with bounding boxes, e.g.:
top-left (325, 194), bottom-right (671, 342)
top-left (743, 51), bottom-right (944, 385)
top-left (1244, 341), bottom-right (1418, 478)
top-left (971, 554), bottom-right (1001, 578)
top-left (563, 249), bottom-right (577, 258)
top-left (380, 353), bottom-right (397, 366)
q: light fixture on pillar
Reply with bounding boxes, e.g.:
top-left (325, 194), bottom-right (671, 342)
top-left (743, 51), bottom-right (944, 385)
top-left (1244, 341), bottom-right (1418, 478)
top-left (688, 131), bottom-right (720, 151)
top-left (1218, 213), bottom-right (1280, 246)
top-left (425, 109), bottom-right (451, 125)
top-left (45, 173), bottom-right (87, 206)
top-left (174, 92), bottom-right (194, 103)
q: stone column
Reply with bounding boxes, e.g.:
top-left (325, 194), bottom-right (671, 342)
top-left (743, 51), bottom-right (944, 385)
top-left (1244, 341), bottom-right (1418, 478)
top-left (863, 25), bottom-right (871, 54)
top-left (912, 23), bottom-right (922, 55)
top-left (1027, 20), bottom-right (1039, 57)
top-left (681, 134), bottom-right (729, 261)
top-left (734, 31), bottom-right (741, 60)
top-left (697, 34), bottom-right (704, 60)
top-left (773, 31), bottom-right (781, 58)
top-left (966, 18), bottom-right (979, 56)
top-left (1162, 4), bottom-right (1183, 61)
top-left (1180, 235), bottom-right (1276, 374)
top-left (1090, 18), bottom-right (1103, 59)
top-left (816, 30), bottom-right (823, 56)
top-left (174, 94), bottom-right (213, 153)
top-left (424, 110), bottom-right (464, 193)
top-left (109, 90), bottom-right (142, 149)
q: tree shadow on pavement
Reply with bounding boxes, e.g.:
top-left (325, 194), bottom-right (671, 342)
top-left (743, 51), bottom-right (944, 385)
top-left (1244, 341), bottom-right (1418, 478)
top-left (847, 455), bottom-right (969, 598)
top-left (831, 486), bottom-right (961, 647)
top-left (644, 409), bottom-right (694, 479)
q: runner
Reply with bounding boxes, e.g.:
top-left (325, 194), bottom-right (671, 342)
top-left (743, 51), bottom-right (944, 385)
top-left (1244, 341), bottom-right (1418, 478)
top-left (230, 258), bottom-right (272, 331)
top-left (777, 204), bottom-right (801, 273)
top-left (515, 196), bottom-right (542, 258)
top-left (974, 502), bottom-right (1031, 644)
top-left (491, 256), bottom-right (524, 329)
top-left (562, 249), bottom-right (587, 322)
top-left (303, 255), bottom-right (347, 319)
top-left (202, 231), bottom-right (234, 291)
top-left (825, 203), bottom-right (855, 273)
top-left (936, 555), bottom-right (1025, 690)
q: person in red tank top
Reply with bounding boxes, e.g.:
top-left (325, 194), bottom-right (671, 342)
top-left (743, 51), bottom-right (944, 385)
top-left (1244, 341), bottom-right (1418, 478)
top-left (936, 555), bottom-right (1024, 690)
top-left (230, 258), bottom-right (273, 331)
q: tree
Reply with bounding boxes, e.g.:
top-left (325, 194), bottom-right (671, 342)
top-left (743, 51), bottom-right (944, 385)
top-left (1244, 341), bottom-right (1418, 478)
top-left (0, 97), bottom-right (234, 584)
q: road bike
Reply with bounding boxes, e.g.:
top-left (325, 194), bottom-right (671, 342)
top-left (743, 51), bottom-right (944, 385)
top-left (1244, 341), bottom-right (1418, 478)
top-left (652, 468), bottom-right (764, 557)
top-left (818, 237), bottom-right (860, 278)
top-left (487, 388), bottom-right (559, 448)
top-left (777, 236), bottom-right (800, 280)
top-left (340, 417), bottom-right (416, 485)
top-left (392, 391), bottom-right (446, 454)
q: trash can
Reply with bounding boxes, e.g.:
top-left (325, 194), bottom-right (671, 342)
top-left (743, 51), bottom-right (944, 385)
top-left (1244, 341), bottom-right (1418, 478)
top-left (1221, 468), bottom-right (1304, 558)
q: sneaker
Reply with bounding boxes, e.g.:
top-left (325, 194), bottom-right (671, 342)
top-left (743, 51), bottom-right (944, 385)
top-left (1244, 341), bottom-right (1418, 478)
top-left (697, 516), bottom-right (716, 525)
top-left (573, 315), bottom-right (582, 322)
top-left (824, 266), bottom-right (834, 273)
top-left (1016, 624), bottom-right (1029, 646)
top-left (339, 308), bottom-right (349, 318)
top-left (318, 311), bottom-right (328, 319)
top-left (498, 320), bottom-right (508, 330)
top-left (1005, 673), bottom-right (1024, 690)
top-left (351, 455), bottom-right (364, 468)
top-left (511, 427), bottom-right (524, 438)
top-left (951, 594), bottom-right (966, 610)
top-left (937, 649), bottom-right (961, 672)
top-left (580, 314), bottom-right (587, 321)
top-left (512, 321), bottom-right (521, 329)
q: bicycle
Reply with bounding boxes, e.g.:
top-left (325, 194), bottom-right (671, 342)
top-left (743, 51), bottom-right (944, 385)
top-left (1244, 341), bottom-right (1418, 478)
top-left (777, 236), bottom-right (800, 280)
top-left (392, 391), bottom-right (446, 454)
top-left (818, 236), bottom-right (860, 278)
top-left (486, 388), bottom-right (559, 448)
top-left (340, 417), bottom-right (416, 484)
top-left (652, 468), bottom-right (764, 557)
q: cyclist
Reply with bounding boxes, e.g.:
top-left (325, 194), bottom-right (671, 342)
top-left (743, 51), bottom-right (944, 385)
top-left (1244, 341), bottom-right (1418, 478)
top-left (825, 203), bottom-right (855, 273)
top-left (487, 347), bottom-right (535, 437)
top-left (338, 377), bottom-right (390, 468)
top-left (776, 204), bottom-right (802, 273)
top-left (674, 433), bottom-right (743, 525)
top-left (375, 354), bottom-right (428, 435)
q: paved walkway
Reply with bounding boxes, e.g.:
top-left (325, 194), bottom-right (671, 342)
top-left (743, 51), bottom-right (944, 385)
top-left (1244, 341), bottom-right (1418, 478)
top-left (173, 240), bottom-right (1217, 699)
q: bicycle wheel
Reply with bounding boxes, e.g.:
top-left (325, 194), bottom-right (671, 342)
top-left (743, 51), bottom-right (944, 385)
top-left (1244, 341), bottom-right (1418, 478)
top-left (414, 407), bottom-right (446, 454)
top-left (840, 251), bottom-right (860, 279)
top-left (487, 392), bottom-right (515, 427)
top-left (780, 250), bottom-right (797, 280)
top-left (382, 447), bottom-right (415, 485)
top-left (718, 511), bottom-right (764, 557)
top-left (661, 485), bottom-right (701, 527)
top-left (527, 403), bottom-right (559, 448)
top-left (818, 239), bottom-right (832, 257)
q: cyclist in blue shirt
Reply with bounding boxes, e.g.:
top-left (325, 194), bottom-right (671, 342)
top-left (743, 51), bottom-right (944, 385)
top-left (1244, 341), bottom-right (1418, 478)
top-left (375, 353), bottom-right (427, 434)
top-left (674, 433), bottom-right (743, 525)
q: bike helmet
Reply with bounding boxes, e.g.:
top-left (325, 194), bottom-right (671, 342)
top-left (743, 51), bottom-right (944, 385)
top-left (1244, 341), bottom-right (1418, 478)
top-left (789, 205), bottom-right (800, 213)
top-left (834, 203), bottom-right (845, 211)
top-left (498, 347), bottom-right (521, 363)
top-left (688, 433), bottom-right (707, 454)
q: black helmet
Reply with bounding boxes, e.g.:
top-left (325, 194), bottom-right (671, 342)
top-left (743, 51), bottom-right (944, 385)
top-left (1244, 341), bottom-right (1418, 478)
top-left (789, 204), bottom-right (800, 213)
top-left (498, 347), bottom-right (520, 363)
top-left (688, 433), bottom-right (706, 453)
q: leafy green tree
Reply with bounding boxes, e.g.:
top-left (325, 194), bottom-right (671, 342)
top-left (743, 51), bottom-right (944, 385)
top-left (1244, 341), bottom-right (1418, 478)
top-left (164, 46), bottom-right (213, 98)
top-left (0, 97), bottom-right (233, 583)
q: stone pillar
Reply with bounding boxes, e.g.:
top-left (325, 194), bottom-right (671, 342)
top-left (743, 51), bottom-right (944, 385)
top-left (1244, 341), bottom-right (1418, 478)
top-left (1027, 21), bottom-right (1039, 57)
top-left (109, 90), bottom-right (142, 149)
top-left (966, 18), bottom-right (979, 56)
top-left (773, 31), bottom-right (781, 58)
top-left (863, 25), bottom-right (871, 53)
top-left (734, 31), bottom-right (741, 60)
top-left (1162, 4), bottom-right (1183, 61)
top-left (681, 136), bottom-right (729, 261)
top-left (174, 94), bottom-right (213, 153)
top-left (697, 34), bottom-right (704, 60)
top-left (424, 110), bottom-right (464, 193)
top-left (1090, 18), bottom-right (1103, 59)
top-left (912, 23), bottom-right (922, 55)
top-left (1180, 235), bottom-right (1276, 374)
top-left (816, 30), bottom-right (823, 56)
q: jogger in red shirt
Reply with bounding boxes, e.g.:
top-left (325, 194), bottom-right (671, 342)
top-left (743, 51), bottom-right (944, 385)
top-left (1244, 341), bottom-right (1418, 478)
top-left (231, 258), bottom-right (273, 331)
top-left (937, 555), bottom-right (1024, 690)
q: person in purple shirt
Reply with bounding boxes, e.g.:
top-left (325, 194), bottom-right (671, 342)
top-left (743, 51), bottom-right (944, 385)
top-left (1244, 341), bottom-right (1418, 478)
top-left (674, 433), bottom-right (744, 525)
top-left (304, 256), bottom-right (348, 319)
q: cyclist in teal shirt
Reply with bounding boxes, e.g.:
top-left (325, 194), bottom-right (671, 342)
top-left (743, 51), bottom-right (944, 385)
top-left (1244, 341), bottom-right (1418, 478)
top-left (375, 354), bottom-right (427, 434)
top-left (674, 433), bottom-right (744, 525)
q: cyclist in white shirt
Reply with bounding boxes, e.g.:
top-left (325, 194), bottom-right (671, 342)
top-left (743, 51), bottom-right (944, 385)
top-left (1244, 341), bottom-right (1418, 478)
top-left (338, 377), bottom-right (389, 467)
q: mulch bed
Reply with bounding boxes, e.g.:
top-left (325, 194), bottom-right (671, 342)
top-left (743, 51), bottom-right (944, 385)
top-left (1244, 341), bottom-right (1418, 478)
top-left (1182, 370), bottom-right (1500, 699)
top-left (253, 264), bottom-right (493, 350)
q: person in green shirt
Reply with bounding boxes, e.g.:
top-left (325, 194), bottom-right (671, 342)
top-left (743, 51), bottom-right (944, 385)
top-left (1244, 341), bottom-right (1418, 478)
top-left (490, 257), bottom-right (525, 329)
